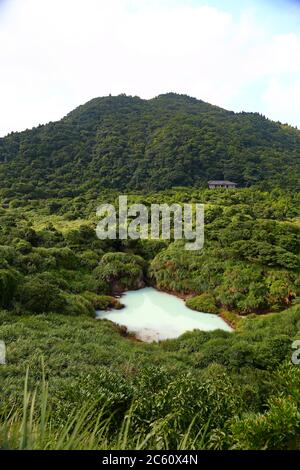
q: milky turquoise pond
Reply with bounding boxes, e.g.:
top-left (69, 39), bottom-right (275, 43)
top-left (96, 287), bottom-right (232, 342)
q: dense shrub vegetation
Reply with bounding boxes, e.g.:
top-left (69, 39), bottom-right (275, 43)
top-left (1, 305), bottom-right (300, 449)
top-left (186, 293), bottom-right (219, 314)
top-left (0, 185), bottom-right (299, 449)
top-left (0, 188), bottom-right (298, 317)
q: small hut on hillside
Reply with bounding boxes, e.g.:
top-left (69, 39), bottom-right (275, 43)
top-left (208, 180), bottom-right (237, 189)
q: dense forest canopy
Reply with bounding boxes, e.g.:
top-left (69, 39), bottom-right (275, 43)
top-left (0, 93), bottom-right (300, 199)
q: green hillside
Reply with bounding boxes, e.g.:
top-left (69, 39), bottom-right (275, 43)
top-left (1, 93), bottom-right (300, 199)
top-left (1, 94), bottom-right (300, 450)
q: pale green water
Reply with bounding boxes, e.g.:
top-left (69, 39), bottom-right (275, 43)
top-left (96, 287), bottom-right (232, 342)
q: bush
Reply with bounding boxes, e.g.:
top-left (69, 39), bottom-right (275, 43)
top-left (186, 293), bottom-right (219, 314)
top-left (0, 268), bottom-right (20, 308)
top-left (47, 248), bottom-right (78, 270)
top-left (14, 240), bottom-right (32, 255)
top-left (93, 252), bottom-right (146, 292)
top-left (62, 293), bottom-right (94, 316)
top-left (78, 250), bottom-right (100, 270)
top-left (0, 245), bottom-right (16, 268)
top-left (18, 250), bottom-right (56, 274)
top-left (17, 276), bottom-right (66, 314)
top-left (82, 292), bottom-right (124, 310)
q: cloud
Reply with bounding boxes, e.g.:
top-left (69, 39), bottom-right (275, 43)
top-left (262, 79), bottom-right (300, 127)
top-left (0, 0), bottom-right (300, 136)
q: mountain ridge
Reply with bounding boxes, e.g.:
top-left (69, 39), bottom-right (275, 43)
top-left (0, 93), bottom-right (299, 198)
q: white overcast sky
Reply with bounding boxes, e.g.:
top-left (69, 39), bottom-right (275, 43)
top-left (0, 0), bottom-right (300, 136)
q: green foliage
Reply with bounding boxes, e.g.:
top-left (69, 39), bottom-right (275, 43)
top-left (0, 246), bottom-right (16, 268)
top-left (16, 275), bottom-right (67, 314)
top-left (93, 252), bottom-right (147, 293)
top-left (46, 247), bottom-right (78, 270)
top-left (228, 363), bottom-right (300, 449)
top-left (150, 198), bottom-right (300, 314)
top-left (186, 293), bottom-right (219, 314)
top-left (220, 310), bottom-right (244, 329)
top-left (82, 292), bottom-right (124, 310)
top-left (0, 269), bottom-right (19, 308)
top-left (0, 366), bottom-right (211, 450)
top-left (1, 94), bottom-right (300, 198)
top-left (0, 154), bottom-right (299, 449)
top-left (1, 304), bottom-right (300, 449)
top-left (62, 293), bottom-right (94, 316)
top-left (78, 250), bottom-right (101, 270)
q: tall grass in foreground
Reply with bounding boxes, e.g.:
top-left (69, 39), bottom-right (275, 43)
top-left (0, 366), bottom-right (208, 450)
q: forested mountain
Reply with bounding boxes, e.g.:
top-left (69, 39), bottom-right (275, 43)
top-left (0, 93), bottom-right (299, 199)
